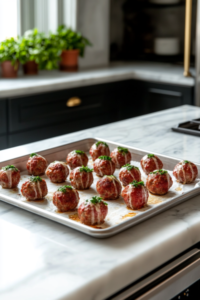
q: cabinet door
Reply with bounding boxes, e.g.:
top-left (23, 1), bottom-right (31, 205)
top-left (0, 135), bottom-right (8, 150)
top-left (0, 100), bottom-right (7, 135)
top-left (141, 82), bottom-right (194, 114)
top-left (8, 84), bottom-right (116, 134)
top-left (8, 111), bottom-right (117, 148)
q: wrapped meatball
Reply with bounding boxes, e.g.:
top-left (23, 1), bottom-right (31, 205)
top-left (96, 175), bottom-right (122, 200)
top-left (27, 153), bottom-right (48, 176)
top-left (0, 165), bottom-right (20, 188)
top-left (146, 169), bottom-right (173, 195)
top-left (122, 180), bottom-right (149, 210)
top-left (21, 176), bottom-right (48, 200)
top-left (70, 166), bottom-right (93, 190)
top-left (78, 196), bottom-right (108, 225)
top-left (46, 161), bottom-right (69, 183)
top-left (173, 160), bottom-right (198, 184)
top-left (93, 156), bottom-right (115, 177)
top-left (140, 154), bottom-right (163, 175)
top-left (89, 141), bottom-right (110, 161)
top-left (67, 150), bottom-right (88, 170)
top-left (119, 163), bottom-right (141, 186)
top-left (110, 147), bottom-right (131, 168)
top-left (53, 185), bottom-right (79, 212)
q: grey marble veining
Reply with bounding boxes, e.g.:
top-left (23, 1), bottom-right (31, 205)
top-left (1, 105), bottom-right (200, 300)
top-left (0, 62), bottom-right (195, 99)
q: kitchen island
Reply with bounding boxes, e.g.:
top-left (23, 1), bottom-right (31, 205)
top-left (1, 105), bottom-right (200, 300)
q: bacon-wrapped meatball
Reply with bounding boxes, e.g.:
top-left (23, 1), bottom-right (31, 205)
top-left (78, 196), bottom-right (108, 225)
top-left (21, 176), bottom-right (48, 200)
top-left (110, 147), bottom-right (131, 169)
top-left (46, 161), bottom-right (69, 183)
top-left (119, 163), bottom-right (141, 186)
top-left (0, 165), bottom-right (20, 188)
top-left (146, 169), bottom-right (173, 195)
top-left (26, 153), bottom-right (48, 176)
top-left (70, 166), bottom-right (93, 190)
top-left (96, 175), bottom-right (122, 200)
top-left (140, 154), bottom-right (163, 175)
top-left (89, 141), bottom-right (110, 161)
top-left (53, 185), bottom-right (79, 212)
top-left (173, 160), bottom-right (198, 184)
top-left (122, 180), bottom-right (149, 210)
top-left (93, 156), bottom-right (115, 177)
top-left (67, 150), bottom-right (88, 170)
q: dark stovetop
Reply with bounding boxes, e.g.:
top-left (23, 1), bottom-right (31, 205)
top-left (172, 119), bottom-right (200, 137)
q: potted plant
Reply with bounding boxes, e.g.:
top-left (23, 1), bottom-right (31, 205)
top-left (0, 38), bottom-right (20, 78)
top-left (54, 25), bottom-right (91, 71)
top-left (19, 29), bottom-right (43, 75)
top-left (19, 29), bottom-right (61, 74)
top-left (38, 34), bottom-right (62, 70)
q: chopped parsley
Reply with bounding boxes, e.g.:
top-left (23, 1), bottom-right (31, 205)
top-left (148, 154), bottom-right (155, 158)
top-left (2, 165), bottom-right (18, 172)
top-left (99, 156), bottom-right (111, 161)
top-left (74, 150), bottom-right (85, 155)
top-left (79, 166), bottom-right (93, 173)
top-left (87, 196), bottom-right (108, 206)
top-left (30, 176), bottom-right (42, 182)
top-left (150, 169), bottom-right (168, 175)
top-left (183, 160), bottom-right (190, 164)
top-left (117, 146), bottom-right (129, 155)
top-left (30, 153), bottom-right (38, 157)
top-left (122, 163), bottom-right (138, 171)
top-left (130, 180), bottom-right (144, 187)
top-left (96, 141), bottom-right (108, 147)
top-left (58, 185), bottom-right (73, 193)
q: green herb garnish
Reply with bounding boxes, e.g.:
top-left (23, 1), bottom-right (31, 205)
top-left (99, 156), bottom-right (111, 161)
top-left (30, 153), bottom-right (38, 157)
top-left (89, 196), bottom-right (108, 206)
top-left (58, 185), bottom-right (73, 193)
top-left (150, 169), bottom-right (168, 175)
top-left (30, 176), bottom-right (42, 182)
top-left (74, 150), bottom-right (85, 155)
top-left (2, 165), bottom-right (18, 172)
top-left (79, 166), bottom-right (93, 173)
top-left (96, 141), bottom-right (108, 147)
top-left (130, 180), bottom-right (144, 187)
top-left (122, 163), bottom-right (139, 171)
top-left (148, 154), bottom-right (155, 158)
top-left (117, 147), bottom-right (129, 155)
top-left (183, 160), bottom-right (190, 164)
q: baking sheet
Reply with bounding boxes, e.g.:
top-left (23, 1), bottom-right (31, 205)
top-left (0, 138), bottom-right (200, 238)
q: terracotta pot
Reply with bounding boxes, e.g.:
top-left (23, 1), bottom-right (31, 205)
top-left (1, 61), bottom-right (19, 78)
top-left (23, 60), bottom-right (38, 75)
top-left (60, 49), bottom-right (79, 71)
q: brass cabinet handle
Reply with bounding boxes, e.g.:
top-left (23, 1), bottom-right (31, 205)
top-left (66, 97), bottom-right (82, 107)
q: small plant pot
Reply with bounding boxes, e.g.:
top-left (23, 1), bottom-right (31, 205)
top-left (1, 61), bottom-right (19, 78)
top-left (60, 49), bottom-right (79, 71)
top-left (23, 61), bottom-right (38, 75)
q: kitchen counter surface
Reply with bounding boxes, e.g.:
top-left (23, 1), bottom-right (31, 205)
top-left (1, 105), bottom-right (200, 300)
top-left (0, 61), bottom-right (195, 98)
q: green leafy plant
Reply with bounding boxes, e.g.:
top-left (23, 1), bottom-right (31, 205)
top-left (99, 156), bottom-right (111, 161)
top-left (54, 25), bottom-right (91, 57)
top-left (122, 163), bottom-right (139, 171)
top-left (96, 141), bottom-right (108, 147)
top-left (2, 165), bottom-right (18, 172)
top-left (30, 176), bottom-right (42, 182)
top-left (85, 196), bottom-right (108, 205)
top-left (18, 29), bottom-right (44, 65)
top-left (38, 34), bottom-right (61, 70)
top-left (150, 169), bottom-right (168, 175)
top-left (117, 147), bottom-right (129, 155)
top-left (0, 37), bottom-right (20, 68)
top-left (130, 180), bottom-right (144, 187)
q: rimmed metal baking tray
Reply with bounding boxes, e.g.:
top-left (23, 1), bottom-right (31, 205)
top-left (0, 137), bottom-right (200, 239)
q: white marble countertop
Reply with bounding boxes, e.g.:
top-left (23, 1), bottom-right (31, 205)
top-left (1, 105), bottom-right (200, 300)
top-left (0, 62), bottom-right (195, 99)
